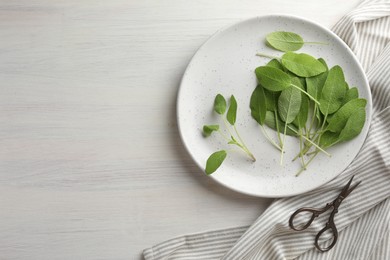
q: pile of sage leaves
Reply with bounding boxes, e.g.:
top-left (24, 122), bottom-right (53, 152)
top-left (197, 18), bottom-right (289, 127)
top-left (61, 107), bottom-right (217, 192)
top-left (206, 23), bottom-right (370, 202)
top-left (203, 31), bottom-right (367, 175)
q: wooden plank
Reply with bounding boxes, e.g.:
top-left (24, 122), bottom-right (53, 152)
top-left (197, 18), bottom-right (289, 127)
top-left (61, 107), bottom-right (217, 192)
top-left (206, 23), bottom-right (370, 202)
top-left (0, 0), bottom-right (360, 258)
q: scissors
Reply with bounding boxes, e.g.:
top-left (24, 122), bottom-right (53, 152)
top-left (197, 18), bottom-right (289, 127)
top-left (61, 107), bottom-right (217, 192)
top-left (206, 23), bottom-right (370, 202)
top-left (289, 175), bottom-right (361, 252)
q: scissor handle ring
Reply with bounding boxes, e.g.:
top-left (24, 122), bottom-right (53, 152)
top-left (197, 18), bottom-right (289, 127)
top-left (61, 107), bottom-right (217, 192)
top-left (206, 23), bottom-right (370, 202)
top-left (314, 222), bottom-right (339, 252)
top-left (289, 207), bottom-right (320, 231)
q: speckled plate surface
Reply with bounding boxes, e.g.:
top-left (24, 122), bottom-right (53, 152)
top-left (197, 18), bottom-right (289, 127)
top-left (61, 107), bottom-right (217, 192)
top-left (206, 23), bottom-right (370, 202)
top-left (177, 15), bottom-right (372, 197)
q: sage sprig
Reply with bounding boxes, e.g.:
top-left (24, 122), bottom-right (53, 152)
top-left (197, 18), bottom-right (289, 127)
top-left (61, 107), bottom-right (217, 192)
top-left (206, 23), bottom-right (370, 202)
top-left (203, 94), bottom-right (255, 175)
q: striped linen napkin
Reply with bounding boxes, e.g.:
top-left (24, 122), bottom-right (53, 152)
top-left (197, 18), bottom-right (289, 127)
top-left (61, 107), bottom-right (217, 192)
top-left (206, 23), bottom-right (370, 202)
top-left (144, 0), bottom-right (390, 259)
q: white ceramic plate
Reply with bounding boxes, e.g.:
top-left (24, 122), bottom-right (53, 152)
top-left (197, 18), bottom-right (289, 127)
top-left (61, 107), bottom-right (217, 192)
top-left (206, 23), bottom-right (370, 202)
top-left (177, 15), bottom-right (372, 197)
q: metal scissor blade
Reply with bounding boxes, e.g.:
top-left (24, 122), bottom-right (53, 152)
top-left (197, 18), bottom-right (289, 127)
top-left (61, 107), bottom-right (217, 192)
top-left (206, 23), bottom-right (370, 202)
top-left (339, 175), bottom-right (361, 198)
top-left (339, 175), bottom-right (355, 196)
top-left (343, 180), bottom-right (361, 197)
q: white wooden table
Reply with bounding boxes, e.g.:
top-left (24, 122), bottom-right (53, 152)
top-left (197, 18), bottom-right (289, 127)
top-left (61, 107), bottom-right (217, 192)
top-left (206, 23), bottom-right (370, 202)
top-left (0, 1), bottom-right (361, 259)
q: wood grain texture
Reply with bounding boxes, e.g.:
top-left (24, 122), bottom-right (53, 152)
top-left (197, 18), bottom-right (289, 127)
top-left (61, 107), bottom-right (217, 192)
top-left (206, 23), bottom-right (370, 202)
top-left (0, 0), bottom-right (360, 259)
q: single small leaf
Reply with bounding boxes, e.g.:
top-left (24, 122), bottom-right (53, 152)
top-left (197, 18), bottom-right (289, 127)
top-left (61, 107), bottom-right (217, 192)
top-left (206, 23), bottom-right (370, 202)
top-left (327, 98), bottom-right (367, 133)
top-left (266, 58), bottom-right (305, 88)
top-left (291, 77), bottom-right (303, 90)
top-left (315, 111), bottom-right (324, 129)
top-left (264, 111), bottom-right (297, 136)
top-left (318, 58), bottom-right (329, 70)
top-left (285, 70), bottom-right (306, 88)
top-left (327, 83), bottom-right (349, 119)
top-left (250, 85), bottom-right (267, 125)
top-left (319, 65), bottom-right (347, 116)
top-left (255, 66), bottom-right (291, 91)
top-left (344, 81), bottom-right (349, 91)
top-left (214, 94), bottom-right (226, 115)
top-left (306, 59), bottom-right (329, 101)
top-left (266, 58), bottom-right (285, 70)
top-left (266, 31), bottom-right (304, 52)
top-left (227, 140), bottom-right (236, 145)
top-left (342, 87), bottom-right (359, 105)
top-left (290, 77), bottom-right (308, 129)
top-left (307, 58), bottom-right (328, 126)
top-left (281, 52), bottom-right (326, 77)
top-left (262, 60), bottom-right (286, 110)
top-left (203, 125), bottom-right (219, 137)
top-left (228, 135), bottom-right (240, 146)
top-left (338, 107), bottom-right (366, 142)
top-left (227, 95), bottom-right (237, 125)
top-left (293, 95), bottom-right (309, 129)
top-left (264, 89), bottom-right (279, 111)
top-left (278, 85), bottom-right (302, 124)
top-left (319, 131), bottom-right (340, 149)
top-left (205, 150), bottom-right (227, 175)
top-left (297, 75), bottom-right (306, 90)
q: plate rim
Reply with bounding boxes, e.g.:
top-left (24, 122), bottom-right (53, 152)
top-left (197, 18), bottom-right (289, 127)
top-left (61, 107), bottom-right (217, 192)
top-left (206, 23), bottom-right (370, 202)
top-left (176, 14), bottom-right (372, 198)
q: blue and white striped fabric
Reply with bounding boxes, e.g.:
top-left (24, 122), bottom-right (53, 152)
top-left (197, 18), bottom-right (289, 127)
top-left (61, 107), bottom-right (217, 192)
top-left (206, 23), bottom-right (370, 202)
top-left (144, 0), bottom-right (390, 259)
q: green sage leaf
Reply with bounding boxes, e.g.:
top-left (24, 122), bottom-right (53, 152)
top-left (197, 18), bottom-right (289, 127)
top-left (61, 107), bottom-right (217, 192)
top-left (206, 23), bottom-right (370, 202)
top-left (318, 58), bottom-right (328, 70)
top-left (338, 107), bottom-right (366, 142)
top-left (343, 87), bottom-right (359, 105)
top-left (264, 59), bottom-right (298, 98)
top-left (250, 85), bottom-right (267, 125)
top-left (214, 94), bottom-right (226, 115)
top-left (319, 131), bottom-right (340, 149)
top-left (306, 60), bottom-right (329, 101)
top-left (278, 85), bottom-right (302, 123)
top-left (228, 135), bottom-right (241, 146)
top-left (319, 65), bottom-right (347, 117)
top-left (264, 89), bottom-right (279, 111)
top-left (306, 58), bottom-right (328, 126)
top-left (203, 125), bottom-right (219, 137)
top-left (281, 52), bottom-right (326, 77)
top-left (327, 98), bottom-right (367, 133)
top-left (344, 81), bottom-right (349, 91)
top-left (255, 66), bottom-right (291, 91)
top-left (227, 95), bottom-right (237, 125)
top-left (290, 77), bottom-right (308, 128)
top-left (267, 58), bottom-right (305, 88)
top-left (266, 31), bottom-right (304, 52)
top-left (293, 95), bottom-right (309, 129)
top-left (266, 58), bottom-right (285, 70)
top-left (284, 70), bottom-right (306, 89)
top-left (205, 150), bottom-right (227, 175)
